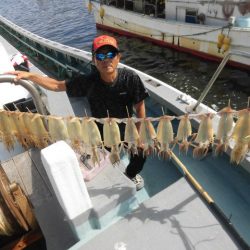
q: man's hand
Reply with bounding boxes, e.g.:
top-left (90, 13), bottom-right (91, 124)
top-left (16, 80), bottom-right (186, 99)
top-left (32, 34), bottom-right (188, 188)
top-left (4, 71), bottom-right (66, 91)
top-left (5, 71), bottom-right (32, 83)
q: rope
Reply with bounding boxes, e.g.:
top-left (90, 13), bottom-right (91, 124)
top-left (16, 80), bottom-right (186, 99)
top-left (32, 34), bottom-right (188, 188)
top-left (31, 109), bottom-right (238, 124)
top-left (0, 108), bottom-right (248, 165)
top-left (112, 19), bottom-right (229, 38)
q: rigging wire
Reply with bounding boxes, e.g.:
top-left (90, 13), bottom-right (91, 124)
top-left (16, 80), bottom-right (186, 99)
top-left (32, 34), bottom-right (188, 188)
top-left (112, 19), bottom-right (229, 38)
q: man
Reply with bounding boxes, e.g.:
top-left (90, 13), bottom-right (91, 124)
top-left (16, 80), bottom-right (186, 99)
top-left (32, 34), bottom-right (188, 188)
top-left (9, 35), bottom-right (149, 190)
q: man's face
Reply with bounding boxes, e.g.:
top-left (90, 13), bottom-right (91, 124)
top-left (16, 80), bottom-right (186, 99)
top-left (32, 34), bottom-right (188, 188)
top-left (93, 46), bottom-right (121, 76)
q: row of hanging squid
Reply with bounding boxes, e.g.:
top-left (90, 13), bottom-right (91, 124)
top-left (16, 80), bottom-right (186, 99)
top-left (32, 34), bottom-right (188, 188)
top-left (0, 102), bottom-right (249, 166)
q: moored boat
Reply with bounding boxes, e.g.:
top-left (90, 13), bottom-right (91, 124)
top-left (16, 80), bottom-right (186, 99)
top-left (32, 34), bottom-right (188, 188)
top-left (89, 0), bottom-right (250, 70)
top-left (0, 15), bottom-right (250, 250)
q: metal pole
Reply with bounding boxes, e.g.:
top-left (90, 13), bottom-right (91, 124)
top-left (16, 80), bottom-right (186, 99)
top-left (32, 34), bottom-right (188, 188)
top-left (192, 53), bottom-right (231, 111)
top-left (0, 74), bottom-right (47, 116)
top-left (192, 50), bottom-right (250, 112)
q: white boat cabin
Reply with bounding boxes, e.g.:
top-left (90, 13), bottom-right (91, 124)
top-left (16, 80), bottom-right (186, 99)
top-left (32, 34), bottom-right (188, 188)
top-left (98, 0), bottom-right (250, 27)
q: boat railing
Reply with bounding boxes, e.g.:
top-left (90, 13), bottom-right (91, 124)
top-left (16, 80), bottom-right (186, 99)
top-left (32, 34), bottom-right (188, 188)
top-left (192, 50), bottom-right (250, 112)
top-left (0, 16), bottom-right (92, 79)
top-left (0, 74), bottom-right (48, 115)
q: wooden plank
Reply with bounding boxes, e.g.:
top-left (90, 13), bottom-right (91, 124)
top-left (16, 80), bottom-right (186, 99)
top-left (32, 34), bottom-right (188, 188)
top-left (1, 159), bottom-right (24, 190)
top-left (12, 151), bottom-right (51, 207)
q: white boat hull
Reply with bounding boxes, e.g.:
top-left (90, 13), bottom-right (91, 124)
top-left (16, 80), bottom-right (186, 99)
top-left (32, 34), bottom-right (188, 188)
top-left (92, 3), bottom-right (250, 70)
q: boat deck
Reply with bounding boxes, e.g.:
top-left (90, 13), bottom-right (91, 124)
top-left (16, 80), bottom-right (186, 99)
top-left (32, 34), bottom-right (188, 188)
top-left (1, 148), bottom-right (137, 249)
top-left (73, 177), bottom-right (239, 250)
top-left (0, 34), bottom-right (249, 250)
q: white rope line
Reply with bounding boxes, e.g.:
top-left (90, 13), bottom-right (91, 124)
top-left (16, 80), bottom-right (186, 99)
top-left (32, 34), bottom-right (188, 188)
top-left (0, 109), bottom-right (239, 124)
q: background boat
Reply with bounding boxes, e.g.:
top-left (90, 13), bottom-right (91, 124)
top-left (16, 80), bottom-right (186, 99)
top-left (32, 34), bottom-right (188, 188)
top-left (90, 0), bottom-right (250, 70)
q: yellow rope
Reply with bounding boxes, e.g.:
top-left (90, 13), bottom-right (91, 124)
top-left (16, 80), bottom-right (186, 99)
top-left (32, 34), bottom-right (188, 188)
top-left (171, 152), bottom-right (214, 203)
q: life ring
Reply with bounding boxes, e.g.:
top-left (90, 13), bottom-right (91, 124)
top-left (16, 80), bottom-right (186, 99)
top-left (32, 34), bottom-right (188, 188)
top-left (222, 0), bottom-right (235, 19)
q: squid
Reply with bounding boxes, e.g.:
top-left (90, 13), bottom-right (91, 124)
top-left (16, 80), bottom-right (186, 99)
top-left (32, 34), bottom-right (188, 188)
top-left (22, 112), bottom-right (50, 149)
top-left (215, 104), bottom-right (234, 156)
top-left (48, 115), bottom-right (69, 142)
top-left (139, 118), bottom-right (157, 156)
top-left (175, 114), bottom-right (192, 154)
top-left (10, 111), bottom-right (31, 149)
top-left (230, 108), bottom-right (250, 164)
top-left (66, 117), bottom-right (83, 151)
top-left (0, 110), bottom-right (16, 151)
top-left (103, 118), bottom-right (121, 165)
top-left (156, 115), bottom-right (174, 159)
top-left (193, 113), bottom-right (214, 158)
top-left (82, 117), bottom-right (103, 166)
top-left (124, 117), bottom-right (140, 155)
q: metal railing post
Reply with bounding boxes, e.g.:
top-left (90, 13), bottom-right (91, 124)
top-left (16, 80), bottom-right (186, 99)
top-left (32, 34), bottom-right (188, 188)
top-left (0, 74), bottom-right (47, 116)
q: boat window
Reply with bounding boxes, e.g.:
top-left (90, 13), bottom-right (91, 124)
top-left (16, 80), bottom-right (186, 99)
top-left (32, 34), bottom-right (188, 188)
top-left (157, 0), bottom-right (165, 18)
top-left (125, 0), bottom-right (133, 11)
top-left (102, 0), bottom-right (165, 17)
top-left (104, 0), bottom-right (133, 10)
top-left (145, 0), bottom-right (156, 16)
top-left (144, 0), bottom-right (165, 18)
top-left (133, 0), bottom-right (143, 13)
top-left (185, 9), bottom-right (198, 24)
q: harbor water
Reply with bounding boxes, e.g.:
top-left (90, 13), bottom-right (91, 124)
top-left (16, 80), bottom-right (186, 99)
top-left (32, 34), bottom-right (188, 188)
top-left (0, 0), bottom-right (249, 110)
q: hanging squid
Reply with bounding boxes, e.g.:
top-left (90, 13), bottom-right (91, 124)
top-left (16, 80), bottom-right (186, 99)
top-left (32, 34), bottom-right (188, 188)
top-left (193, 113), bottom-right (214, 159)
top-left (156, 115), bottom-right (174, 159)
top-left (28, 113), bottom-right (50, 149)
top-left (10, 111), bottom-right (32, 149)
top-left (175, 114), bottom-right (192, 154)
top-left (215, 103), bottom-right (234, 156)
top-left (82, 117), bottom-right (103, 166)
top-left (103, 118), bottom-right (121, 165)
top-left (0, 110), bottom-right (16, 151)
top-left (66, 116), bottom-right (83, 151)
top-left (139, 118), bottom-right (157, 156)
top-left (124, 117), bottom-right (140, 155)
top-left (48, 115), bottom-right (69, 142)
top-left (230, 108), bottom-right (250, 164)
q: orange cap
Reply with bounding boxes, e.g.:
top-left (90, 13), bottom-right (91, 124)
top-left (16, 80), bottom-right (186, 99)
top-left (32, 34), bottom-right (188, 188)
top-left (92, 35), bottom-right (118, 54)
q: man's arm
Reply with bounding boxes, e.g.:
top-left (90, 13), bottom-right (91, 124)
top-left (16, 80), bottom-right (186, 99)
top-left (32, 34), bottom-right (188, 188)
top-left (134, 100), bottom-right (146, 132)
top-left (7, 71), bottom-right (66, 92)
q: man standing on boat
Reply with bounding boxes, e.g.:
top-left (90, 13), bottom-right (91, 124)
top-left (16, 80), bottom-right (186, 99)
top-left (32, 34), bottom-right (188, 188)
top-left (8, 35), bottom-right (149, 191)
